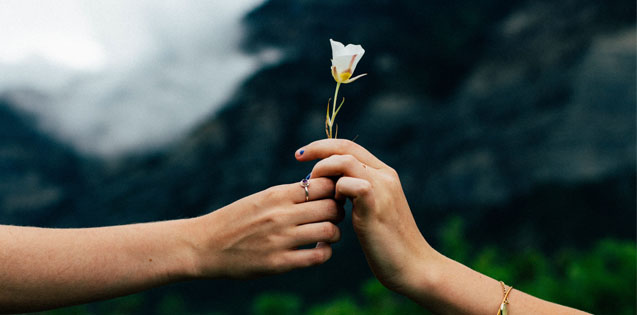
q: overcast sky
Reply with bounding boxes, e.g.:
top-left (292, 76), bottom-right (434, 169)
top-left (0, 0), bottom-right (267, 157)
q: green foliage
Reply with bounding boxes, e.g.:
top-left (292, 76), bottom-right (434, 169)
top-left (101, 294), bottom-right (145, 314)
top-left (438, 216), bottom-right (470, 262)
top-left (306, 279), bottom-right (426, 315)
top-left (469, 239), bottom-right (636, 314)
top-left (307, 297), bottom-right (363, 315)
top-left (556, 240), bottom-right (636, 315)
top-left (440, 216), bottom-right (636, 315)
top-left (253, 292), bottom-right (302, 315)
top-left (359, 279), bottom-right (427, 315)
top-left (255, 279), bottom-right (426, 315)
top-left (157, 293), bottom-right (188, 315)
top-left (250, 217), bottom-right (635, 315)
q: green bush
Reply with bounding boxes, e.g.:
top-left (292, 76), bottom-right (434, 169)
top-left (251, 218), bottom-right (635, 315)
top-left (253, 292), bottom-right (302, 315)
top-left (441, 217), bottom-right (636, 315)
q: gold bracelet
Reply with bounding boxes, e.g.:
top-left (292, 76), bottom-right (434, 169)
top-left (497, 281), bottom-right (513, 315)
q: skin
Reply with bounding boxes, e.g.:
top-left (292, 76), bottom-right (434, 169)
top-left (0, 178), bottom-right (343, 313)
top-left (296, 139), bottom-right (590, 315)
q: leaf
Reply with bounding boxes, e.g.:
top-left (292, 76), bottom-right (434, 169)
top-left (334, 97), bottom-right (346, 117)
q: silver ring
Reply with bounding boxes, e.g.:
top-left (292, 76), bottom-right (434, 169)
top-left (300, 178), bottom-right (310, 202)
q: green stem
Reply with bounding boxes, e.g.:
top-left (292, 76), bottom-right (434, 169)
top-left (329, 82), bottom-right (341, 138)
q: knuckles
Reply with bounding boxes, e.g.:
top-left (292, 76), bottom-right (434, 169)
top-left (386, 167), bottom-right (399, 179)
top-left (260, 209), bottom-right (285, 227)
top-left (313, 177), bottom-right (336, 195)
top-left (320, 198), bottom-right (345, 222)
top-left (322, 198), bottom-right (339, 213)
top-left (320, 222), bottom-right (340, 241)
top-left (339, 154), bottom-right (358, 166)
top-left (356, 180), bottom-right (373, 196)
top-left (266, 254), bottom-right (289, 273)
top-left (262, 185), bottom-right (285, 202)
top-left (379, 168), bottom-right (401, 187)
top-left (267, 248), bottom-right (332, 273)
top-left (308, 247), bottom-right (331, 265)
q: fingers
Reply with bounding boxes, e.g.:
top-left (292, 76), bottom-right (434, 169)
top-left (296, 139), bottom-right (386, 169)
top-left (310, 154), bottom-right (371, 180)
top-left (292, 199), bottom-right (345, 225)
top-left (283, 242), bottom-right (333, 269)
top-left (290, 222), bottom-right (341, 247)
top-left (335, 177), bottom-right (374, 208)
top-left (276, 177), bottom-right (336, 204)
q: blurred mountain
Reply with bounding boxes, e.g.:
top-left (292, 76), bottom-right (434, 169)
top-left (75, 0), bottom-right (635, 241)
top-left (0, 0), bottom-right (634, 312)
top-left (0, 91), bottom-right (86, 227)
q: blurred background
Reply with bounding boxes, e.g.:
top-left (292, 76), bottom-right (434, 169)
top-left (0, 0), bottom-right (634, 314)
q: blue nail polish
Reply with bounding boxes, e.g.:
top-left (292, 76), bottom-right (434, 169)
top-left (305, 173), bottom-right (311, 180)
top-left (299, 149), bottom-right (305, 156)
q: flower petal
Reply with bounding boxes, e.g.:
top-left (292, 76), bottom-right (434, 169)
top-left (342, 73), bottom-right (367, 84)
top-left (330, 39), bottom-right (346, 57)
top-left (341, 44), bottom-right (365, 57)
top-left (331, 55), bottom-right (354, 73)
top-left (349, 51), bottom-right (364, 74)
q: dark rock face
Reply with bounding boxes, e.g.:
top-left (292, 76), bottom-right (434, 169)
top-left (0, 92), bottom-right (85, 227)
top-left (419, 6), bottom-right (636, 207)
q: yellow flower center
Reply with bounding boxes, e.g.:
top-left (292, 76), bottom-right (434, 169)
top-left (338, 71), bottom-right (352, 82)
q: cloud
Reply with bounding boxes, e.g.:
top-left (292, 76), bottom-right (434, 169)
top-left (0, 0), bottom-right (266, 157)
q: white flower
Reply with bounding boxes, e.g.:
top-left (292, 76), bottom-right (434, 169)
top-left (330, 39), bottom-right (367, 84)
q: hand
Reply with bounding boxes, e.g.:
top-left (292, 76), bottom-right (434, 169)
top-left (0, 178), bottom-right (343, 312)
top-left (296, 139), bottom-right (435, 296)
top-left (189, 178), bottom-right (344, 279)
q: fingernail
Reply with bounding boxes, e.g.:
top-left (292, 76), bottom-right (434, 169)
top-left (305, 173), bottom-right (311, 180)
top-left (299, 149), bottom-right (305, 156)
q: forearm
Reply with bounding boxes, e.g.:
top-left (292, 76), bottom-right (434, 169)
top-left (0, 220), bottom-right (198, 313)
top-left (410, 251), bottom-right (590, 315)
top-left (0, 178), bottom-right (341, 313)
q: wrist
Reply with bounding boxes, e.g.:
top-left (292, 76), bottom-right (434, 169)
top-left (400, 242), bottom-right (447, 301)
top-left (159, 218), bottom-right (206, 281)
top-left (180, 212), bottom-right (227, 279)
